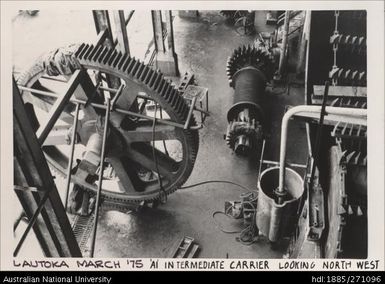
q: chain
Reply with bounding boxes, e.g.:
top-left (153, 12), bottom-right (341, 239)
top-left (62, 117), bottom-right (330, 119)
top-left (331, 11), bottom-right (340, 86)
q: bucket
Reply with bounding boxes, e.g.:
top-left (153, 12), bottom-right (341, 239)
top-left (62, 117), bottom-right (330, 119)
top-left (256, 167), bottom-right (304, 242)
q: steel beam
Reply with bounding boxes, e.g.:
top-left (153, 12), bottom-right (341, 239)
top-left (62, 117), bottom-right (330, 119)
top-left (36, 70), bottom-right (83, 145)
top-left (13, 78), bottom-right (82, 257)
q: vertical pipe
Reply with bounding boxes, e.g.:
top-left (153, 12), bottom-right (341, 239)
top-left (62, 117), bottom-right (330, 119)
top-left (64, 103), bottom-right (80, 210)
top-left (89, 98), bottom-right (110, 258)
top-left (277, 11), bottom-right (290, 78)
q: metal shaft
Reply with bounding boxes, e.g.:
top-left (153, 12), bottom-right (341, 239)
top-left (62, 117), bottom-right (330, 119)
top-left (89, 97), bottom-right (111, 258)
top-left (64, 103), bottom-right (81, 210)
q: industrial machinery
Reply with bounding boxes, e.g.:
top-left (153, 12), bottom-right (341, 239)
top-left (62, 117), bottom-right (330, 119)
top-left (225, 45), bottom-right (274, 155)
top-left (11, 9), bottom-right (370, 260)
top-left (16, 43), bottom-right (202, 212)
top-left (286, 10), bottom-right (368, 258)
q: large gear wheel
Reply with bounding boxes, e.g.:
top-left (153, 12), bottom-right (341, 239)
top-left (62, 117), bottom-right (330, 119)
top-left (17, 43), bottom-right (199, 207)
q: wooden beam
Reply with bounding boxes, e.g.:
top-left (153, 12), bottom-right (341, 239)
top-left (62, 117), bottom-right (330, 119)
top-left (113, 10), bottom-right (130, 55)
top-left (151, 11), bottom-right (165, 52)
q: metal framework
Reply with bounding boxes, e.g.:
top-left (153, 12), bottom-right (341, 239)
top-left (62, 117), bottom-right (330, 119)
top-left (13, 78), bottom-right (82, 257)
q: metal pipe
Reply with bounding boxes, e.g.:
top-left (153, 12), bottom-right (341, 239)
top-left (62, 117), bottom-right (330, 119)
top-left (277, 11), bottom-right (290, 78)
top-left (17, 85), bottom-right (202, 130)
top-left (278, 105), bottom-right (367, 196)
top-left (89, 97), bottom-right (111, 258)
top-left (263, 159), bottom-right (307, 169)
top-left (184, 97), bottom-right (197, 129)
top-left (64, 103), bottom-right (80, 210)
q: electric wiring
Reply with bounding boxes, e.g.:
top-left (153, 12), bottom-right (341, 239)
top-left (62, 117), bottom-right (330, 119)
top-left (212, 206), bottom-right (243, 234)
top-left (212, 199), bottom-right (259, 246)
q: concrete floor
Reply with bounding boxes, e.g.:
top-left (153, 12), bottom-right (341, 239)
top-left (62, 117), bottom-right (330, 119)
top-left (13, 10), bottom-right (308, 258)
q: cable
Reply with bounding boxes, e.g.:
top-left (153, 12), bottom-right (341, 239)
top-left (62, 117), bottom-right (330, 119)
top-left (237, 201), bottom-right (259, 245)
top-left (211, 198), bottom-right (259, 246)
top-left (179, 180), bottom-right (253, 192)
top-left (212, 207), bottom-right (243, 234)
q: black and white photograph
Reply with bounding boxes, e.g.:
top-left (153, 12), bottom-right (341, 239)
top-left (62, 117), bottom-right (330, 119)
top-left (1, 0), bottom-right (384, 273)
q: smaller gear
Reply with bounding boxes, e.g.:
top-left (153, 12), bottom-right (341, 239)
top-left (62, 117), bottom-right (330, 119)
top-left (225, 109), bottom-right (263, 155)
top-left (226, 44), bottom-right (274, 88)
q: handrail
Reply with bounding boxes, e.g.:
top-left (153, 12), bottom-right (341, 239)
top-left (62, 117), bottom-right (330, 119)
top-left (278, 105), bottom-right (367, 199)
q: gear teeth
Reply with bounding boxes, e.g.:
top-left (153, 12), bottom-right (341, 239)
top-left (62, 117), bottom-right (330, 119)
top-left (78, 44), bottom-right (91, 60)
top-left (148, 70), bottom-right (158, 87)
top-left (151, 74), bottom-right (162, 90)
top-left (101, 48), bottom-right (114, 64)
top-left (112, 51), bottom-right (123, 67)
top-left (133, 61), bottom-right (145, 79)
top-left (138, 66), bottom-right (148, 82)
top-left (163, 83), bottom-right (173, 101)
top-left (143, 68), bottom-right (153, 84)
top-left (174, 96), bottom-right (183, 114)
top-left (155, 76), bottom-right (166, 93)
top-left (169, 88), bottom-right (179, 107)
top-left (117, 53), bottom-right (127, 70)
top-left (226, 44), bottom-right (274, 86)
top-left (107, 50), bottom-right (118, 65)
top-left (91, 45), bottom-right (104, 62)
top-left (130, 59), bottom-right (141, 75)
top-left (88, 44), bottom-right (100, 61)
top-left (75, 43), bottom-right (86, 57)
top-left (97, 46), bottom-right (108, 62)
top-left (125, 57), bottom-right (136, 73)
top-left (83, 44), bottom-right (95, 61)
top-left (121, 56), bottom-right (132, 71)
top-left (159, 80), bottom-right (169, 97)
